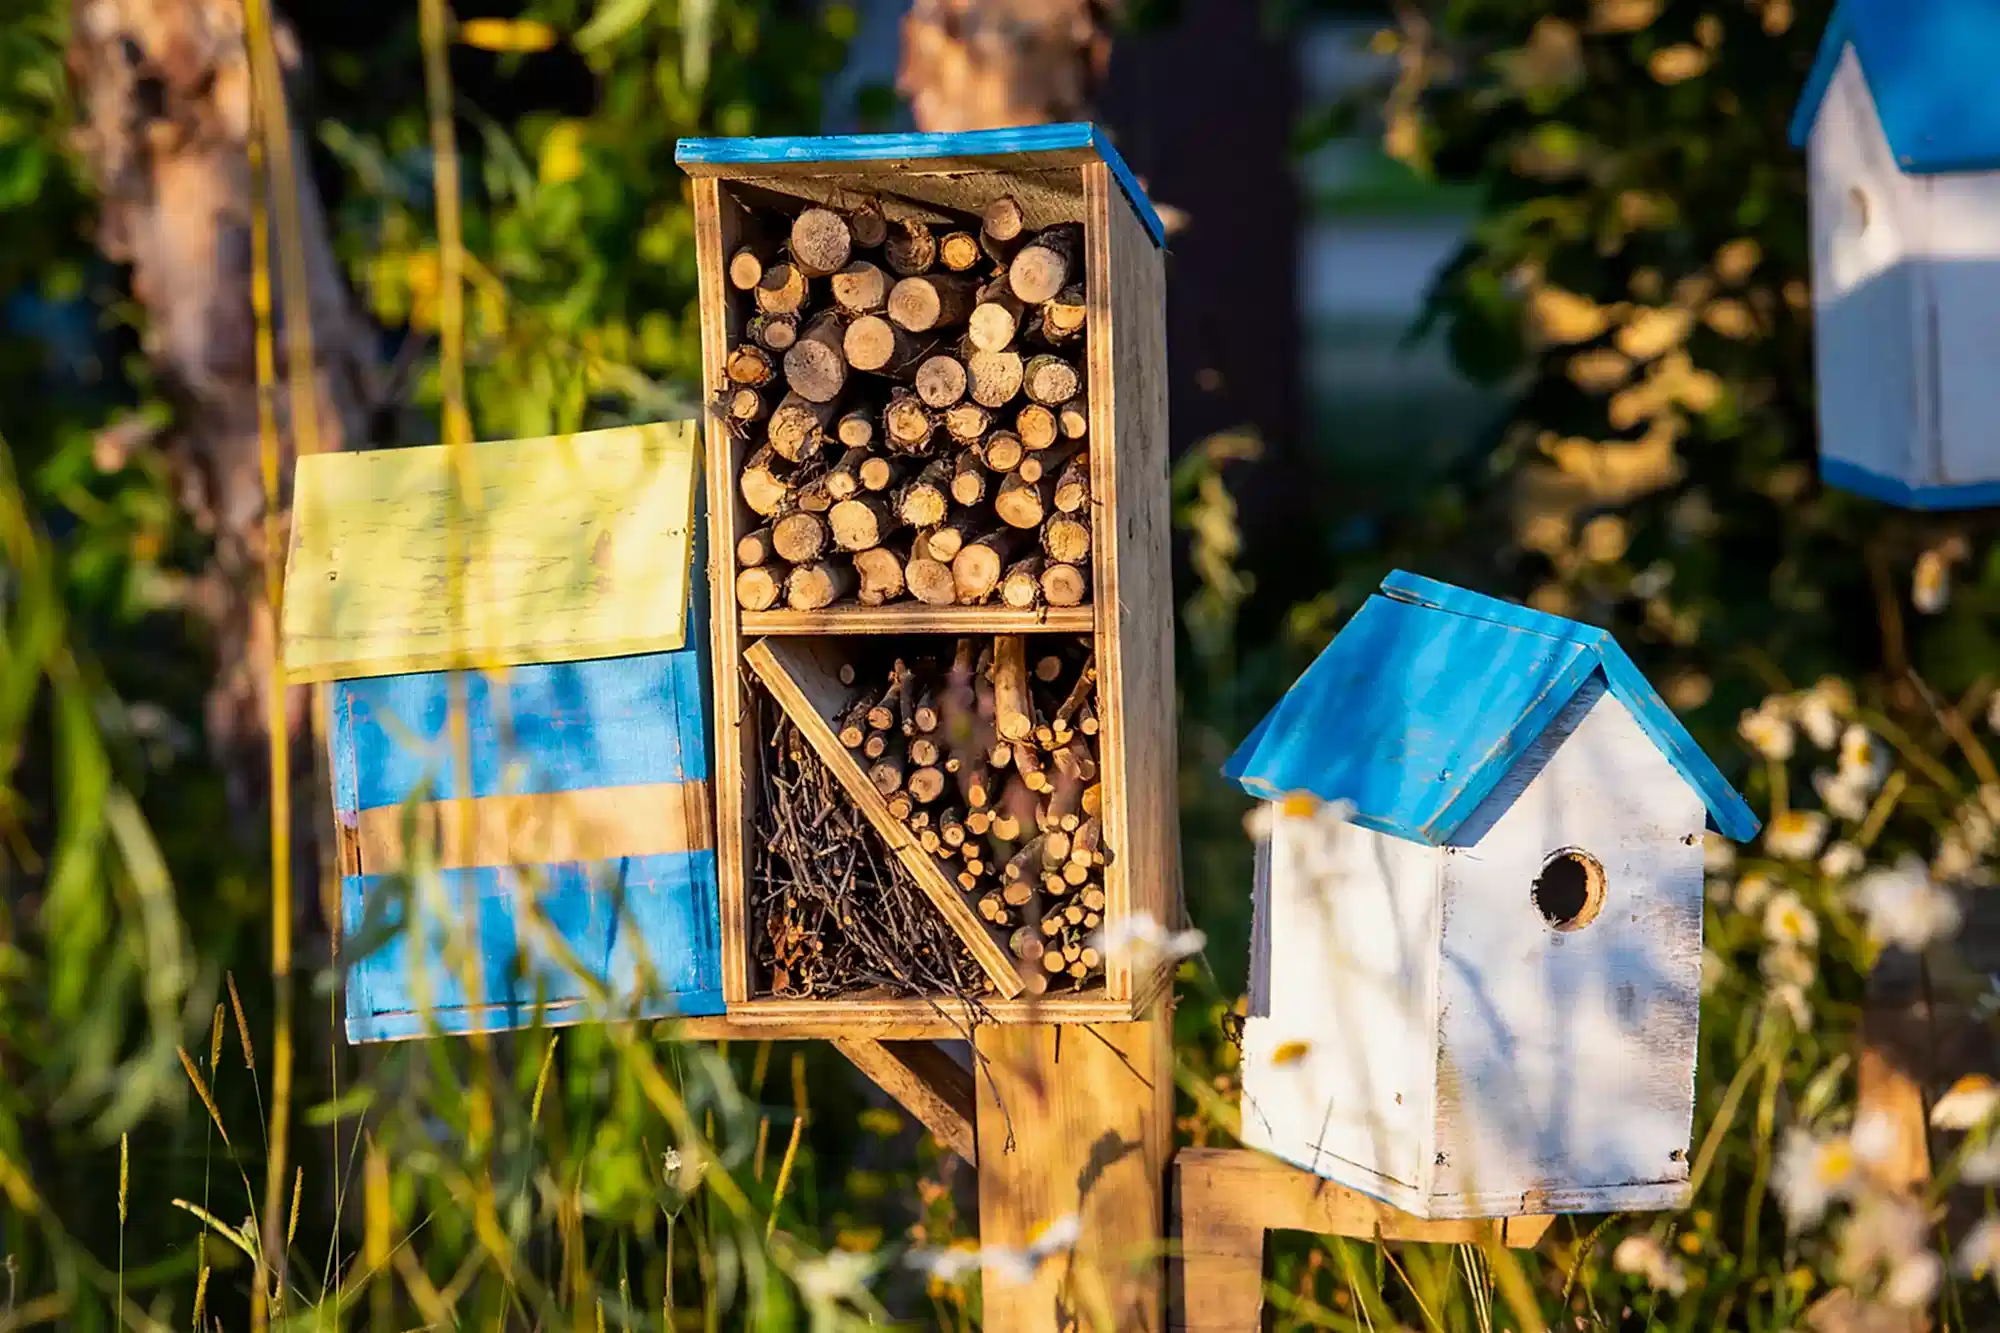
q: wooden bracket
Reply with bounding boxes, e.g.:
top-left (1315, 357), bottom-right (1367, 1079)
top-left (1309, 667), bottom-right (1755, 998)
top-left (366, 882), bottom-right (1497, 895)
top-left (834, 1038), bottom-right (977, 1164)
top-left (743, 635), bottom-right (1027, 997)
top-left (1170, 1148), bottom-right (1553, 1332)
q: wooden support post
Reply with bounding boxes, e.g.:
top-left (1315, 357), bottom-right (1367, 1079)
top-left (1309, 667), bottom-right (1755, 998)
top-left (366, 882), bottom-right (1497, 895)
top-left (1169, 1148), bottom-right (1553, 1333)
top-left (975, 1016), bottom-right (1174, 1332)
top-left (834, 1038), bottom-right (978, 1165)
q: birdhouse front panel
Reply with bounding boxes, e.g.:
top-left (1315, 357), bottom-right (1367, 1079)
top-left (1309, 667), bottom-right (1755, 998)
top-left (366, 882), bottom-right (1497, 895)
top-left (1793, 1), bottom-right (2000, 508)
top-left (1225, 572), bottom-right (1757, 1219)
top-left (283, 422), bottom-right (725, 1043)
top-left (1431, 675), bottom-right (1706, 1217)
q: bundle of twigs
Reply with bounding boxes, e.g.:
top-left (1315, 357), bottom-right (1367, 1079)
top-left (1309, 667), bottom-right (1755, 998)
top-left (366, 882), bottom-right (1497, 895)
top-left (749, 686), bottom-right (990, 1000)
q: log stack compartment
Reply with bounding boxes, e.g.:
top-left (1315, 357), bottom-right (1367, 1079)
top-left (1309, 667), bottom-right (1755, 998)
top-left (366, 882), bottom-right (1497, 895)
top-left (681, 125), bottom-right (1177, 1026)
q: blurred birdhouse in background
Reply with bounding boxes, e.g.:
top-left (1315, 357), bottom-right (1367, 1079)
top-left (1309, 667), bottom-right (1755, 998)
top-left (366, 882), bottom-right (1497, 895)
top-left (282, 422), bottom-right (726, 1041)
top-left (1222, 572), bottom-right (1758, 1219)
top-left (1792, 1), bottom-right (2000, 508)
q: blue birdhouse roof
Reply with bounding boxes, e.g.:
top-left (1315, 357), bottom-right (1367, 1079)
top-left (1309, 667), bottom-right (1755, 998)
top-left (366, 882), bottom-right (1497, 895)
top-left (1790, 0), bottom-right (2000, 173)
top-left (1222, 572), bottom-right (1761, 846)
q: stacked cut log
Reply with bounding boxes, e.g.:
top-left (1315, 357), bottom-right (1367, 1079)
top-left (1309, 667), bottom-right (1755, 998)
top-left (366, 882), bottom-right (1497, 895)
top-left (724, 196), bottom-right (1094, 613)
top-left (832, 635), bottom-right (1108, 993)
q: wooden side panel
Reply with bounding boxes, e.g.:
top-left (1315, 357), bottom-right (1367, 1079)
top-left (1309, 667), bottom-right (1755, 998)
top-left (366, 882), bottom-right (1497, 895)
top-left (834, 1038), bottom-right (978, 1164)
top-left (1432, 681), bottom-right (1705, 1218)
top-left (1923, 167), bottom-right (2000, 486)
top-left (743, 636), bottom-right (1027, 998)
top-left (1085, 161), bottom-right (1180, 1001)
top-left (975, 1017), bottom-right (1174, 1331)
top-left (1807, 47), bottom-right (1925, 492)
top-left (283, 422), bottom-right (699, 683)
top-left (1239, 819), bottom-right (1440, 1196)
top-left (694, 176), bottom-right (754, 1005)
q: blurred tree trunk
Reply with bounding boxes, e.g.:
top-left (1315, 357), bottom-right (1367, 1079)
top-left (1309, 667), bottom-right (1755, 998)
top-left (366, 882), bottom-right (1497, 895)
top-left (897, 0), bottom-right (1118, 130)
top-left (65, 0), bottom-right (376, 915)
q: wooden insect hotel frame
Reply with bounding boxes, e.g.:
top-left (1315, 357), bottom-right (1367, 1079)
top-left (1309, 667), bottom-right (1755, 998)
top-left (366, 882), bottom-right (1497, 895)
top-left (676, 125), bottom-right (1180, 1030)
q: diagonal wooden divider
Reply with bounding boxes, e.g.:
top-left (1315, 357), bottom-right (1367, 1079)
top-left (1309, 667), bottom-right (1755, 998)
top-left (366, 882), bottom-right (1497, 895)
top-left (743, 635), bottom-right (1027, 997)
top-left (1171, 1148), bottom-right (1553, 1332)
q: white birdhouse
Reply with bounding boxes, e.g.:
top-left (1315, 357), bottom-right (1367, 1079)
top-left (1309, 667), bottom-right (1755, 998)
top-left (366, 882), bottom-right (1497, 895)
top-left (1222, 572), bottom-right (1759, 1219)
top-left (1792, 1), bottom-right (2000, 508)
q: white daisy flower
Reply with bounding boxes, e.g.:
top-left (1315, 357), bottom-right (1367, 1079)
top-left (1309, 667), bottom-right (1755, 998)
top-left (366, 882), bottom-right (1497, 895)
top-left (1820, 841), bottom-right (1865, 879)
top-left (1798, 689), bottom-right (1842, 751)
top-left (1814, 769), bottom-right (1871, 822)
top-left (1770, 982), bottom-right (1813, 1031)
top-left (1761, 944), bottom-right (1815, 989)
top-left (1850, 1111), bottom-right (1900, 1166)
top-left (1735, 872), bottom-right (1775, 913)
top-left (1837, 725), bottom-right (1890, 793)
top-left (1763, 890), bottom-right (1820, 948)
top-left (1957, 1218), bottom-right (2000, 1281)
top-left (1612, 1234), bottom-right (1688, 1295)
top-left (1958, 1139), bottom-right (2000, 1185)
top-left (792, 1248), bottom-right (876, 1308)
top-left (1934, 833), bottom-right (1980, 884)
top-left (1740, 703), bottom-right (1796, 761)
top-left (1093, 912), bottom-right (1205, 971)
top-left (1766, 810), bottom-right (1829, 861)
top-left (1774, 1127), bottom-right (1858, 1229)
top-left (1852, 857), bottom-right (1961, 952)
top-left (1884, 1251), bottom-right (1943, 1309)
top-left (1703, 835), bottom-right (1737, 874)
top-left (1913, 548), bottom-right (1951, 614)
top-left (1932, 1075), bottom-right (2000, 1131)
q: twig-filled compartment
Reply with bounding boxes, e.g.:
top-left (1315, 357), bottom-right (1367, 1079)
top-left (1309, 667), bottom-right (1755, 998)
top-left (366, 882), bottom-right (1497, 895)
top-left (720, 193), bottom-right (1094, 618)
top-left (684, 127), bottom-right (1179, 1024)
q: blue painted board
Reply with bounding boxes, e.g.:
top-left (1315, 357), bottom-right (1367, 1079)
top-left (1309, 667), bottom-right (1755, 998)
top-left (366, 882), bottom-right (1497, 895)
top-left (343, 853), bottom-right (723, 1042)
top-left (675, 122), bottom-right (1167, 250)
top-left (1820, 456), bottom-right (2000, 510)
top-left (1223, 572), bottom-right (1760, 844)
top-left (1792, 1), bottom-right (2000, 174)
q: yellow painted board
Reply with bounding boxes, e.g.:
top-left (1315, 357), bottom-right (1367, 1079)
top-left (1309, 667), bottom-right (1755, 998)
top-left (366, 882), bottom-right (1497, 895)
top-left (281, 421), bottom-right (699, 683)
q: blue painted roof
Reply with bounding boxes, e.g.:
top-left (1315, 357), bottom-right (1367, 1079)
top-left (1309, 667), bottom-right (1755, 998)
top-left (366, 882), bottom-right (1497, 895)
top-left (1222, 572), bottom-right (1760, 845)
top-left (1790, 1), bottom-right (2000, 173)
top-left (675, 123), bottom-right (1167, 249)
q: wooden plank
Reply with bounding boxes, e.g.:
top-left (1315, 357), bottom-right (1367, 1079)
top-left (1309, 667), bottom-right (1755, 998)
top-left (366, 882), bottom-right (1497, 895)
top-left (693, 175), bottom-right (753, 1006)
top-left (355, 782), bottom-right (712, 873)
top-left (742, 605), bottom-right (1093, 635)
top-left (1170, 1148), bottom-right (1551, 1333)
top-left (283, 422), bottom-right (699, 684)
top-left (976, 1018), bottom-right (1174, 1332)
top-left (743, 636), bottom-right (1028, 999)
top-left (1086, 162), bottom-right (1182, 1001)
top-left (684, 990), bottom-right (1137, 1036)
top-left (834, 1038), bottom-right (977, 1165)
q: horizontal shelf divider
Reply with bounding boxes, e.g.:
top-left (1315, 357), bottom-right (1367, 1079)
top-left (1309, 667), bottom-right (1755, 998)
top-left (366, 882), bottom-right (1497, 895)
top-left (743, 606), bottom-right (1095, 635)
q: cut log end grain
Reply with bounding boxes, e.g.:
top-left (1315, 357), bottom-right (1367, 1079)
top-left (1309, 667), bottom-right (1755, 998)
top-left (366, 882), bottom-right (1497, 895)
top-left (728, 247), bottom-right (764, 291)
top-left (883, 220), bottom-right (937, 277)
top-left (1042, 514), bottom-right (1091, 565)
top-left (1016, 403), bottom-right (1058, 451)
top-left (767, 393), bottom-right (837, 462)
top-left (726, 343), bottom-right (776, 387)
top-left (967, 349), bottom-right (1024, 409)
top-left (944, 402), bottom-right (992, 442)
top-left (842, 315), bottom-right (923, 377)
top-left (848, 200), bottom-right (889, 250)
top-left (747, 312), bottom-right (799, 352)
top-left (830, 493), bottom-right (900, 552)
top-left (858, 454), bottom-right (902, 492)
top-left (852, 544), bottom-right (908, 606)
top-left (728, 387), bottom-right (770, 423)
top-left (1041, 284), bottom-right (1087, 341)
top-left (908, 765), bottom-right (947, 804)
top-left (906, 554), bottom-right (957, 607)
top-left (939, 231), bottom-right (983, 271)
top-left (796, 470), bottom-right (834, 513)
top-left (830, 260), bottom-right (888, 315)
top-left (1024, 354), bottom-right (1082, 407)
top-left (836, 411), bottom-right (876, 449)
top-left (925, 510), bottom-right (982, 563)
top-left (772, 510), bottom-right (828, 564)
top-left (981, 429), bottom-right (1025, 473)
top-left (1018, 441), bottom-right (1080, 486)
top-left (888, 273), bottom-right (980, 333)
top-left (737, 525), bottom-right (775, 568)
top-left (1053, 449), bottom-right (1091, 513)
top-left (953, 530), bottom-right (1022, 605)
top-left (1057, 395), bottom-right (1089, 440)
top-left (740, 444), bottom-right (793, 516)
top-left (1040, 561), bottom-right (1088, 607)
top-left (968, 281), bottom-right (1025, 353)
top-left (786, 560), bottom-right (854, 611)
top-left (736, 565), bottom-right (783, 611)
top-left (995, 470), bottom-right (1052, 529)
top-left (982, 195), bottom-right (1026, 258)
top-left (897, 458), bottom-right (953, 530)
top-left (914, 354), bottom-right (968, 409)
top-left (782, 312), bottom-right (848, 403)
top-left (754, 262), bottom-right (809, 315)
top-left (1001, 556), bottom-right (1046, 609)
top-left (827, 447), bottom-right (868, 500)
top-left (949, 451), bottom-right (986, 506)
top-left (883, 392), bottom-right (935, 452)
top-left (1008, 224), bottom-right (1081, 305)
top-left (789, 207), bottom-right (852, 278)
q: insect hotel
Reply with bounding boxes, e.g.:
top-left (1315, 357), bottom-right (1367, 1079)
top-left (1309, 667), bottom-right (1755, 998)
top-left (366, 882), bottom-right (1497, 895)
top-left (1792, 0), bottom-right (2000, 508)
top-left (281, 423), bottom-right (726, 1041)
top-left (674, 124), bottom-right (1179, 1026)
top-left (1222, 572), bottom-right (1758, 1219)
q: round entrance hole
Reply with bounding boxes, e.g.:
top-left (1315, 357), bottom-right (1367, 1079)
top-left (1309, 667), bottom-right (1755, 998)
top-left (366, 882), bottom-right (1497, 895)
top-left (1533, 848), bottom-right (1606, 931)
